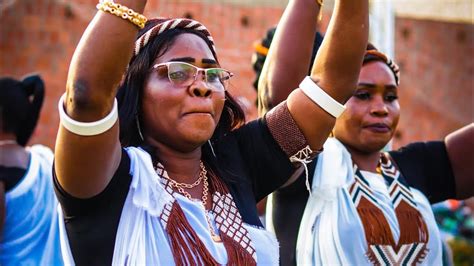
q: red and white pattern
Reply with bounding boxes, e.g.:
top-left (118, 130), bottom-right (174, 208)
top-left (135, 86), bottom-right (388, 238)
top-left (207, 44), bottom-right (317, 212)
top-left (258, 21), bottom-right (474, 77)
top-left (155, 162), bottom-right (257, 262)
top-left (213, 192), bottom-right (257, 260)
top-left (349, 155), bottom-right (429, 266)
top-left (134, 18), bottom-right (216, 57)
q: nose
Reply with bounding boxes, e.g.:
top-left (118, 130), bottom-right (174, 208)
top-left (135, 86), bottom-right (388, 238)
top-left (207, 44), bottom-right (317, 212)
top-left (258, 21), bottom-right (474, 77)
top-left (187, 72), bottom-right (212, 98)
top-left (370, 96), bottom-right (388, 117)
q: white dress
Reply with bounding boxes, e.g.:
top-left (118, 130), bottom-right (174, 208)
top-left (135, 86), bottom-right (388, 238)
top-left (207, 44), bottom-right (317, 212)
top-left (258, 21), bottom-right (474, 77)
top-left (296, 138), bottom-right (442, 265)
top-left (59, 146), bottom-right (279, 265)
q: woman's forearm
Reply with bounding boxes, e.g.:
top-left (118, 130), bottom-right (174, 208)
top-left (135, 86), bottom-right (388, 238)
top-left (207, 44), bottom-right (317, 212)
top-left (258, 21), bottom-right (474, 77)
top-left (66, 0), bottom-right (147, 121)
top-left (311, 0), bottom-right (369, 103)
top-left (286, 0), bottom-right (369, 150)
top-left (445, 123), bottom-right (474, 199)
top-left (55, 1), bottom-right (146, 198)
top-left (258, 0), bottom-right (320, 115)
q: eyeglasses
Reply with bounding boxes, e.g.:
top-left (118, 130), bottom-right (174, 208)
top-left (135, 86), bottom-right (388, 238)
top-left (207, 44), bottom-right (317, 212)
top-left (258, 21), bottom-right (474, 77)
top-left (152, 61), bottom-right (233, 91)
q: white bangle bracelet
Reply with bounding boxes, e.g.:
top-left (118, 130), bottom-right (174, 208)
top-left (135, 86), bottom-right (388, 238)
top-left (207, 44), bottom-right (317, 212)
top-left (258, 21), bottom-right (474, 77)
top-left (299, 76), bottom-right (345, 118)
top-left (58, 93), bottom-right (118, 136)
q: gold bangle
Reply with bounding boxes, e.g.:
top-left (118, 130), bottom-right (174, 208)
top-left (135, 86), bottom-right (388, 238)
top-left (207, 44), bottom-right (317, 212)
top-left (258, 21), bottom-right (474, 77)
top-left (96, 1), bottom-right (147, 29)
top-left (316, 0), bottom-right (323, 6)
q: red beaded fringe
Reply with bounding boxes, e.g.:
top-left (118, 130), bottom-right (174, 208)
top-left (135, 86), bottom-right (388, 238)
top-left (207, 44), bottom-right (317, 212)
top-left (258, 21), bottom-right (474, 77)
top-left (164, 167), bottom-right (257, 265)
top-left (166, 202), bottom-right (219, 265)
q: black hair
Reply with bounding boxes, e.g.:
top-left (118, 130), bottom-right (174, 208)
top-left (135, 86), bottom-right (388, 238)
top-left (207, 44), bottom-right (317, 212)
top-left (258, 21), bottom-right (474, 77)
top-left (363, 43), bottom-right (383, 64)
top-left (0, 74), bottom-right (45, 146)
top-left (117, 19), bottom-right (245, 148)
top-left (362, 43), bottom-right (400, 85)
top-left (117, 19), bottom-right (246, 183)
top-left (252, 27), bottom-right (324, 91)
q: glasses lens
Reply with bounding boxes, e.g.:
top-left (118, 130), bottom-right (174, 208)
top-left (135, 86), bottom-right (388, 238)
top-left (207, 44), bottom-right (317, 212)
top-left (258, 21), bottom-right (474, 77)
top-left (206, 69), bottom-right (231, 90)
top-left (167, 62), bottom-right (196, 86)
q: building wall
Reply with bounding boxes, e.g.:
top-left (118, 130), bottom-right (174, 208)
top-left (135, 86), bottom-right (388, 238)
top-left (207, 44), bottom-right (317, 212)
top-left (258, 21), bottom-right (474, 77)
top-left (392, 18), bottom-right (473, 148)
top-left (0, 0), bottom-right (284, 147)
top-left (0, 0), bottom-right (472, 149)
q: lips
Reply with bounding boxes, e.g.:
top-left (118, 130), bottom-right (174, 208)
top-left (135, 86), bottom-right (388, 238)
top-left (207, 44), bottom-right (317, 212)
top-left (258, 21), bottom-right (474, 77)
top-left (363, 123), bottom-right (390, 133)
top-left (183, 109), bottom-right (214, 117)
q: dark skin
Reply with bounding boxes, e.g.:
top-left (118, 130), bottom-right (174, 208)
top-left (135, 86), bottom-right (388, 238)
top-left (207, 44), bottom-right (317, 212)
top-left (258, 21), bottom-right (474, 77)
top-left (334, 61), bottom-right (400, 172)
top-left (0, 132), bottom-right (30, 238)
top-left (335, 62), bottom-right (472, 198)
top-left (266, 59), bottom-right (473, 200)
top-left (55, 0), bottom-right (369, 209)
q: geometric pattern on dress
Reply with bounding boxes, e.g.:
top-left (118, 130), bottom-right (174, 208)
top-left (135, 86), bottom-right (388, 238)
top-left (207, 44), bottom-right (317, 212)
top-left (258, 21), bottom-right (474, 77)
top-left (213, 191), bottom-right (257, 260)
top-left (380, 156), bottom-right (418, 209)
top-left (349, 156), bottom-right (429, 266)
top-left (369, 243), bottom-right (425, 266)
top-left (155, 164), bottom-right (176, 227)
top-left (154, 162), bottom-right (257, 263)
top-left (349, 166), bottom-right (379, 207)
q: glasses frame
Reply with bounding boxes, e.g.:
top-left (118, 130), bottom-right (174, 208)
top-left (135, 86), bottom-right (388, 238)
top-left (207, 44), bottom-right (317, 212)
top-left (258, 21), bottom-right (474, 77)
top-left (152, 61), bottom-right (233, 91)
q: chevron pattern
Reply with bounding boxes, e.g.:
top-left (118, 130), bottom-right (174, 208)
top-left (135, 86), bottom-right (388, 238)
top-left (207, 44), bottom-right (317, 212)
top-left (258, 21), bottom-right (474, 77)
top-left (349, 171), bottom-right (379, 207)
top-left (349, 154), bottom-right (429, 265)
top-left (369, 243), bottom-right (426, 266)
top-left (380, 158), bottom-right (418, 209)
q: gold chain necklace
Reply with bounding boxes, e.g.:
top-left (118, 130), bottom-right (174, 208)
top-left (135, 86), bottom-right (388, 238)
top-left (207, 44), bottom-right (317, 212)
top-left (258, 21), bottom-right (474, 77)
top-left (163, 161), bottom-right (221, 242)
top-left (162, 161), bottom-right (205, 189)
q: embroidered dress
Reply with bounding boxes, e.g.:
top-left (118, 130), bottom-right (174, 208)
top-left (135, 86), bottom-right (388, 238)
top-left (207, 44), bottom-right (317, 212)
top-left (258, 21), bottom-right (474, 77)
top-left (297, 138), bottom-right (442, 265)
top-left (0, 145), bottom-right (63, 266)
top-left (58, 147), bottom-right (279, 265)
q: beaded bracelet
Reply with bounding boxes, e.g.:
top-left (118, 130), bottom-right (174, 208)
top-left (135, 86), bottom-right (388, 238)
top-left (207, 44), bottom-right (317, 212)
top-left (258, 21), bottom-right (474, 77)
top-left (96, 1), bottom-right (147, 29)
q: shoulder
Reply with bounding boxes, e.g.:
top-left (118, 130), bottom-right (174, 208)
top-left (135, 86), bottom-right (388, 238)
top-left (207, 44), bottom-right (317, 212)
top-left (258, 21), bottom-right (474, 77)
top-left (30, 144), bottom-right (54, 164)
top-left (389, 141), bottom-right (455, 203)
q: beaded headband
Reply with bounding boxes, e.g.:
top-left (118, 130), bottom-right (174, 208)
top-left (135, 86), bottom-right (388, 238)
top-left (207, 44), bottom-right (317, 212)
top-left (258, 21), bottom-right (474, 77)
top-left (134, 18), bottom-right (216, 57)
top-left (364, 50), bottom-right (400, 86)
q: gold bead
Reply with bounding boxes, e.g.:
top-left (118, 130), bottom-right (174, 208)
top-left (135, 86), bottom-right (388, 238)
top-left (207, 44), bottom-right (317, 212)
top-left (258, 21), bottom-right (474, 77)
top-left (97, 1), bottom-right (147, 29)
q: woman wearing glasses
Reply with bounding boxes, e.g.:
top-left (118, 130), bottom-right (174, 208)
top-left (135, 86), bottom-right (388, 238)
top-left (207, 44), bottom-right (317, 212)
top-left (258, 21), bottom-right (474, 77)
top-left (54, 0), bottom-right (368, 264)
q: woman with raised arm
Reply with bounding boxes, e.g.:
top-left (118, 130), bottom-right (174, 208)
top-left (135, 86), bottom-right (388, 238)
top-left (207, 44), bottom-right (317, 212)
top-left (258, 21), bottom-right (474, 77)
top-left (54, 0), bottom-right (368, 264)
top-left (0, 75), bottom-right (63, 265)
top-left (259, 13), bottom-right (474, 264)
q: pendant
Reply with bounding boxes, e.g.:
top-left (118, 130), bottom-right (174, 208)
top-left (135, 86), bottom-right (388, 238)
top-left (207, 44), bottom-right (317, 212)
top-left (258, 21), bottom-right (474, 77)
top-left (205, 211), bottom-right (222, 242)
top-left (211, 234), bottom-right (222, 243)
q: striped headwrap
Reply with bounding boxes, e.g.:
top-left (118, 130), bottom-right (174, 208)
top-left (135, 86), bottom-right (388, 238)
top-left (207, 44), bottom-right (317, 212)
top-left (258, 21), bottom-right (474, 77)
top-left (134, 18), bottom-right (216, 57)
top-left (364, 49), bottom-right (401, 86)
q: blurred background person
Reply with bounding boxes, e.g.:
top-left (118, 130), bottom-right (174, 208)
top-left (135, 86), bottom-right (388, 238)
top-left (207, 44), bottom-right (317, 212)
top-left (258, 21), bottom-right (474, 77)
top-left (432, 198), bottom-right (474, 265)
top-left (0, 75), bottom-right (63, 265)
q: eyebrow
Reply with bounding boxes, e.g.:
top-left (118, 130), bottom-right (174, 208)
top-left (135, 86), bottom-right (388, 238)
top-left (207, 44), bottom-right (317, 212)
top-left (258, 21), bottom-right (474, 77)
top-left (202, 58), bottom-right (217, 65)
top-left (357, 83), bottom-right (397, 90)
top-left (169, 57), bottom-right (195, 63)
top-left (168, 57), bottom-right (217, 65)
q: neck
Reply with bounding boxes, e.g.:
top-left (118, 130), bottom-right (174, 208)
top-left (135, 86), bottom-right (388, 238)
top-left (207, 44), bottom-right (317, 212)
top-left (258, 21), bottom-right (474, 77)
top-left (345, 145), bottom-right (381, 173)
top-left (0, 133), bottom-right (29, 168)
top-left (152, 141), bottom-right (203, 183)
top-left (0, 132), bottom-right (17, 146)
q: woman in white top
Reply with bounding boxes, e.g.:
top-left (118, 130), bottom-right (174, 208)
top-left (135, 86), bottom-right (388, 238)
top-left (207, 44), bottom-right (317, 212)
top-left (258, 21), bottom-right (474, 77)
top-left (53, 0), bottom-right (369, 264)
top-left (0, 75), bottom-right (63, 265)
top-left (259, 6), bottom-right (474, 263)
